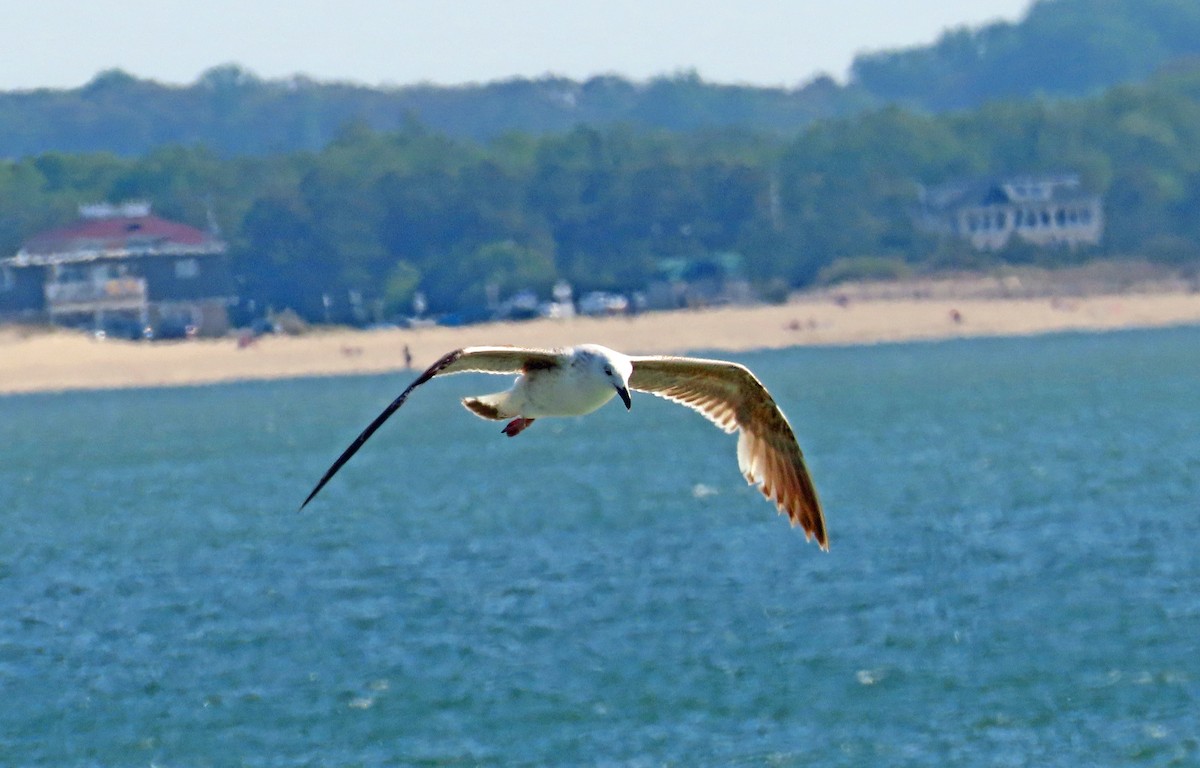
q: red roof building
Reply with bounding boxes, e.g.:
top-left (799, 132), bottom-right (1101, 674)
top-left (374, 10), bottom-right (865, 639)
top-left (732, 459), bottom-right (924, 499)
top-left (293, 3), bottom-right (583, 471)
top-left (15, 202), bottom-right (221, 261)
top-left (1, 202), bottom-right (236, 337)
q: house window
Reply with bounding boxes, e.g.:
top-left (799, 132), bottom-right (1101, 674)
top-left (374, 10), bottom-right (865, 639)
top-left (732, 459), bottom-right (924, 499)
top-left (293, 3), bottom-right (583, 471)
top-left (175, 258), bottom-right (199, 279)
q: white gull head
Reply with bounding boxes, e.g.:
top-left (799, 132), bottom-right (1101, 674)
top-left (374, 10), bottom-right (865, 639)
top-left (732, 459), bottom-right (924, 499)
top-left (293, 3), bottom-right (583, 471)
top-left (300, 343), bottom-right (827, 550)
top-left (565, 343), bottom-right (635, 410)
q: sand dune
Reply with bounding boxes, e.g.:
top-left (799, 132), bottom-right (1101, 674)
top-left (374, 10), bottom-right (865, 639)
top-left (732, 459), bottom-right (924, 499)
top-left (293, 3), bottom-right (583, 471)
top-left (3, 289), bottom-right (1200, 395)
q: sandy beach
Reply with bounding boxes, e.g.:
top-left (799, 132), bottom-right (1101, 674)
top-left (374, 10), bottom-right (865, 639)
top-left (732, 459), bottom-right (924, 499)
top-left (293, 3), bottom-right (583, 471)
top-left (4, 277), bottom-right (1200, 395)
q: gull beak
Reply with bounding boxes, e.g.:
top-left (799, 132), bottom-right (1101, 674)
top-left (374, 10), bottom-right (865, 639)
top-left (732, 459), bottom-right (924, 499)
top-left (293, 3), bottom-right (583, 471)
top-left (616, 384), bottom-right (632, 410)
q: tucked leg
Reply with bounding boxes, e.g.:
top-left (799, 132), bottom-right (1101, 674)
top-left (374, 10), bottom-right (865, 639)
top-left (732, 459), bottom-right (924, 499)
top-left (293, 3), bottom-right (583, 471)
top-left (502, 417), bottom-right (536, 437)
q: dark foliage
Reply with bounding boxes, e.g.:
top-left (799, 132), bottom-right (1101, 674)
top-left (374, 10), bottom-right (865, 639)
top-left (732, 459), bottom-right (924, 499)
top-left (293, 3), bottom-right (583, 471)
top-left (4, 1), bottom-right (1200, 322)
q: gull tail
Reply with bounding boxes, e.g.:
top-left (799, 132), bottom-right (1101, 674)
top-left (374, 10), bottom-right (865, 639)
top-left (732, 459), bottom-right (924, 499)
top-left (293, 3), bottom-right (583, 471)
top-left (462, 393), bottom-right (513, 421)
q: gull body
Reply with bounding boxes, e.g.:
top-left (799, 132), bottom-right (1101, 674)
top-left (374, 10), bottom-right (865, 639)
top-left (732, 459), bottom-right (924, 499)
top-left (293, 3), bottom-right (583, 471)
top-left (462, 344), bottom-right (633, 425)
top-left (300, 343), bottom-right (827, 549)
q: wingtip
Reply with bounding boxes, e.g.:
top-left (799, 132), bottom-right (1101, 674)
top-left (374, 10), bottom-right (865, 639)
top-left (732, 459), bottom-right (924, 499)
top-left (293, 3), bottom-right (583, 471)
top-left (299, 487), bottom-right (320, 511)
top-left (800, 520), bottom-right (830, 551)
top-left (786, 505), bottom-right (828, 551)
top-left (813, 523), bottom-right (829, 551)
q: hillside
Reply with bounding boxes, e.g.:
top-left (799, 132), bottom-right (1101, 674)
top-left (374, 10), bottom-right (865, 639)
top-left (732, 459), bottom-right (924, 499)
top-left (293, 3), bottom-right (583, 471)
top-left (853, 0), bottom-right (1200, 109)
top-left (1, 0), bottom-right (1198, 158)
top-left (4, 59), bottom-right (1200, 323)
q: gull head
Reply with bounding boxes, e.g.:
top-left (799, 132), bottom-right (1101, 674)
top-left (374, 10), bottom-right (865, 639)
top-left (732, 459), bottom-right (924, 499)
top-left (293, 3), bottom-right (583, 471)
top-left (574, 344), bottom-right (633, 410)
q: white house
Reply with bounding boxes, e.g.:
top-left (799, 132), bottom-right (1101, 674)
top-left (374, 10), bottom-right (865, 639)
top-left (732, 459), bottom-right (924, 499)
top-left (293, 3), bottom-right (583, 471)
top-left (918, 174), bottom-right (1104, 251)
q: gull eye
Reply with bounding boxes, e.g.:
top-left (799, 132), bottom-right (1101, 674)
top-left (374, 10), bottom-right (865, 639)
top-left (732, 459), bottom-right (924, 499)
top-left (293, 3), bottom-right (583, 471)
top-left (604, 366), bottom-right (613, 376)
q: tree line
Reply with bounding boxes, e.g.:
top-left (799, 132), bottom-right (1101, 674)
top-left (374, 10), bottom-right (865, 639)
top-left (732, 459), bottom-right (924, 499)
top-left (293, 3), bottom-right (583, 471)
top-left (1, 0), bottom-right (1197, 159)
top-left (3, 60), bottom-right (1199, 322)
top-left (853, 0), bottom-right (1200, 110)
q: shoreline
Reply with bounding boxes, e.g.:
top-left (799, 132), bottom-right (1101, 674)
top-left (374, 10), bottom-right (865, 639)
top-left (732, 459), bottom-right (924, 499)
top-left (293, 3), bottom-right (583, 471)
top-left (4, 288), bottom-right (1200, 396)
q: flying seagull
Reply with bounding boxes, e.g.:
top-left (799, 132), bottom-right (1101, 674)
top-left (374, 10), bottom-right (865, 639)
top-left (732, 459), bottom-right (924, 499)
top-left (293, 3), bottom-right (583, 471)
top-left (300, 344), bottom-right (827, 549)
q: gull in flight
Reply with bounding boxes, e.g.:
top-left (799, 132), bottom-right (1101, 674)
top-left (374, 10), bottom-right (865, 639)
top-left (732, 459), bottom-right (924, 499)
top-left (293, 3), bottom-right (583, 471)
top-left (300, 344), bottom-right (827, 549)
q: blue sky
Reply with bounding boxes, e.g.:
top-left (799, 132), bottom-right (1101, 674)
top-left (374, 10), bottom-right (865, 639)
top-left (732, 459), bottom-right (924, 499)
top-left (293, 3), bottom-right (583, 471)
top-left (8, 0), bottom-right (1033, 90)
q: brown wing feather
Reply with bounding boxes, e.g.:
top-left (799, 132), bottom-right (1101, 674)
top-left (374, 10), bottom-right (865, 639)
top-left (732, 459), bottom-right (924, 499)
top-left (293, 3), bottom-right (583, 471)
top-left (628, 356), bottom-right (827, 549)
top-left (435, 346), bottom-right (561, 375)
top-left (300, 346), bottom-right (561, 509)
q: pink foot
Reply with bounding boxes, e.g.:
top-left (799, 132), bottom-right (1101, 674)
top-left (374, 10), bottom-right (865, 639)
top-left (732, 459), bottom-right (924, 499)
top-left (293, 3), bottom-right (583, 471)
top-left (502, 417), bottom-right (535, 437)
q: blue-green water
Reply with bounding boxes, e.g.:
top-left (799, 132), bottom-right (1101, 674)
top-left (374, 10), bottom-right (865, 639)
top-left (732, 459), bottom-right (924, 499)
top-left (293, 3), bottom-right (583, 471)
top-left (2, 328), bottom-right (1198, 766)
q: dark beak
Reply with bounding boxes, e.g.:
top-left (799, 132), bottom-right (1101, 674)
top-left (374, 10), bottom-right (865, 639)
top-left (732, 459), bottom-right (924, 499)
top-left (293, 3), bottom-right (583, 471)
top-left (616, 385), bottom-right (632, 410)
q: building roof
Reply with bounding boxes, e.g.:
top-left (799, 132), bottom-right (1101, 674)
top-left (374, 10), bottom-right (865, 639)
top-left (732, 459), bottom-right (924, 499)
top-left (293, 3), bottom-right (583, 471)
top-left (920, 173), bottom-right (1098, 214)
top-left (5, 203), bottom-right (224, 267)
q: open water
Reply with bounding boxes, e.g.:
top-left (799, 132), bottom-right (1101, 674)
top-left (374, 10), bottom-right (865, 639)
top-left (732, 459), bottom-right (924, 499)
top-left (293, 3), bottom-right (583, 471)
top-left (1, 328), bottom-right (1198, 766)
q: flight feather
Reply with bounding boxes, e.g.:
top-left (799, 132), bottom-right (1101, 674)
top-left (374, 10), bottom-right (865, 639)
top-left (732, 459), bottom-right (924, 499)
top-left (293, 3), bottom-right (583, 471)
top-left (628, 356), bottom-right (827, 549)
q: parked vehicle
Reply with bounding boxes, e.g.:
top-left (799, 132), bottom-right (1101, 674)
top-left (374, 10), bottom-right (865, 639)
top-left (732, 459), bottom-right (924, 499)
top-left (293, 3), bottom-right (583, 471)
top-left (578, 291), bottom-right (629, 316)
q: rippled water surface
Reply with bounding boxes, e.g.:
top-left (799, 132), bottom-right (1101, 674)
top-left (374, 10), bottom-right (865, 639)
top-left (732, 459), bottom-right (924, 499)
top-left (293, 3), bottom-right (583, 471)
top-left (2, 328), bottom-right (1198, 765)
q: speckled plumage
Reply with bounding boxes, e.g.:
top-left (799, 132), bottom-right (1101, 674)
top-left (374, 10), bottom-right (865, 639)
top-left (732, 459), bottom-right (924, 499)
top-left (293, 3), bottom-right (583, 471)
top-left (300, 344), bottom-right (826, 550)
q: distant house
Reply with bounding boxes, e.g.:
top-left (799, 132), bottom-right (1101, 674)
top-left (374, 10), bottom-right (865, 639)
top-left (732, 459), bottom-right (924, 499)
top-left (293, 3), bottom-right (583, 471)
top-left (918, 174), bottom-right (1104, 251)
top-left (0, 202), bottom-right (236, 337)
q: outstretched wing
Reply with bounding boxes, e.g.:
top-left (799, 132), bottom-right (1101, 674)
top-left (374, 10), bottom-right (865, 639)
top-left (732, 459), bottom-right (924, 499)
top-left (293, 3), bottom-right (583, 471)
top-left (300, 346), bottom-right (560, 509)
top-left (628, 355), bottom-right (827, 549)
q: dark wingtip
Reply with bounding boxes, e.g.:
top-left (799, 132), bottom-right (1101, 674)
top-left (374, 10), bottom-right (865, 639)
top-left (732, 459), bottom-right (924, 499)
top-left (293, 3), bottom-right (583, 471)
top-left (298, 483), bottom-right (323, 511)
top-left (295, 355), bottom-right (450, 515)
